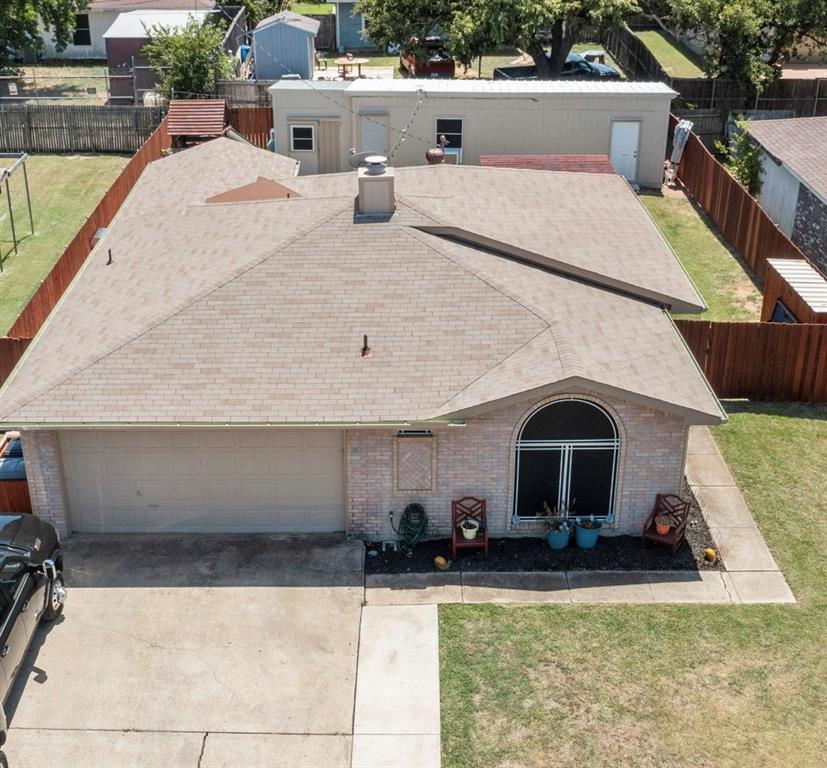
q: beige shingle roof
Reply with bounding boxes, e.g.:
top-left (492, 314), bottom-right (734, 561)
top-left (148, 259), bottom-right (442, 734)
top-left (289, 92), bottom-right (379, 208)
top-left (749, 116), bottom-right (827, 204)
top-left (0, 139), bottom-right (723, 426)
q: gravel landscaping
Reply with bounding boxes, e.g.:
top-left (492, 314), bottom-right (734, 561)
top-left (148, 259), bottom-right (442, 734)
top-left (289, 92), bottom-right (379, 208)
top-left (366, 485), bottom-right (721, 574)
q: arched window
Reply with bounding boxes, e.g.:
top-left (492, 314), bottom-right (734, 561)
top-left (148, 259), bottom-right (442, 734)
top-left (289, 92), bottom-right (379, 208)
top-left (513, 399), bottom-right (619, 520)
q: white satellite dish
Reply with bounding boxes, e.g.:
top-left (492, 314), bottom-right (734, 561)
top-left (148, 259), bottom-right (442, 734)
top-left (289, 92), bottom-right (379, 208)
top-left (348, 151), bottom-right (376, 169)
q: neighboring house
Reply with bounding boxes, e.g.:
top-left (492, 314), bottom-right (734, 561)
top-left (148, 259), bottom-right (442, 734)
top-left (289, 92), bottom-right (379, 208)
top-left (39, 0), bottom-right (215, 60)
top-left (269, 79), bottom-right (675, 184)
top-left (0, 138), bottom-right (723, 540)
top-left (325, 0), bottom-right (373, 51)
top-left (252, 11), bottom-right (320, 80)
top-left (103, 9), bottom-right (215, 102)
top-left (750, 116), bottom-right (827, 275)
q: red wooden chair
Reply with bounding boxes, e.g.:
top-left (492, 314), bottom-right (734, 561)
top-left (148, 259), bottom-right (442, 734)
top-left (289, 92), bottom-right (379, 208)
top-left (642, 493), bottom-right (690, 553)
top-left (452, 496), bottom-right (489, 558)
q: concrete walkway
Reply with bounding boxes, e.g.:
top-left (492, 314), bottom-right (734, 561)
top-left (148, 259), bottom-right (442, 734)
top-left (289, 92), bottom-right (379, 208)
top-left (352, 605), bottom-right (441, 768)
top-left (686, 426), bottom-right (795, 604)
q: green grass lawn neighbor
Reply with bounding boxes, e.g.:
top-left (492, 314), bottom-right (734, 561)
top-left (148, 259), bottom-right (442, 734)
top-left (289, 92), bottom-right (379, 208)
top-left (640, 190), bottom-right (762, 321)
top-left (0, 154), bottom-right (126, 334)
top-left (635, 30), bottom-right (705, 79)
top-left (441, 402), bottom-right (827, 768)
top-left (291, 1), bottom-right (334, 14)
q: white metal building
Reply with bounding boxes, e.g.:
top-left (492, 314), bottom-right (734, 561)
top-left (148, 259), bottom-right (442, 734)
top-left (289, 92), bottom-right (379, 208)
top-left (268, 79), bottom-right (676, 185)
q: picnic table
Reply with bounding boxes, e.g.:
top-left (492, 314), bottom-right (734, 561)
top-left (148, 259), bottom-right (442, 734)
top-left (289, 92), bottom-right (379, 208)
top-left (335, 56), bottom-right (370, 79)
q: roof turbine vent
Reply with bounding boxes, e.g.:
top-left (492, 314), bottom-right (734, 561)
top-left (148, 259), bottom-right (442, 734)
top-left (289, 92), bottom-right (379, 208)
top-left (364, 155), bottom-right (388, 175)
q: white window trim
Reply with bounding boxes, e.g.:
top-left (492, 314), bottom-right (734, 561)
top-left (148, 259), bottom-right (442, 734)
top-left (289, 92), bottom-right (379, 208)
top-left (289, 123), bottom-right (316, 152)
top-left (512, 398), bottom-right (619, 523)
top-left (435, 116), bottom-right (463, 164)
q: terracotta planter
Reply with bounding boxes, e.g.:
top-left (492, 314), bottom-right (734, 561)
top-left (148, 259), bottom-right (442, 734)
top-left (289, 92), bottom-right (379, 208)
top-left (655, 521), bottom-right (672, 536)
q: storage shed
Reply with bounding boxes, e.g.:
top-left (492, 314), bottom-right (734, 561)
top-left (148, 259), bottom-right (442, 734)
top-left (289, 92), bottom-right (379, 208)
top-left (761, 259), bottom-right (827, 324)
top-left (252, 11), bottom-right (320, 80)
top-left (269, 79), bottom-right (675, 183)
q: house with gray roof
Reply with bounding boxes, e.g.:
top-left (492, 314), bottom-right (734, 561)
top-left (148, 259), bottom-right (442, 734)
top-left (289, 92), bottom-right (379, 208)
top-left (0, 138), bottom-right (723, 541)
top-left (750, 116), bottom-right (827, 274)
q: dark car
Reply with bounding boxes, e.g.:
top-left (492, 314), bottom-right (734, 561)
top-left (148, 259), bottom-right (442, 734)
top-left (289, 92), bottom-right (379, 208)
top-left (0, 514), bottom-right (66, 765)
top-left (493, 51), bottom-right (621, 80)
top-left (400, 37), bottom-right (456, 78)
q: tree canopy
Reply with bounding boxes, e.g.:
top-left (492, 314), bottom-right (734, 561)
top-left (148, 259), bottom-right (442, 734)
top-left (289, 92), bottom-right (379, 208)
top-left (1, 0), bottom-right (88, 64)
top-left (356, 0), bottom-right (639, 76)
top-left (144, 18), bottom-right (234, 100)
top-left (642, 0), bottom-right (827, 93)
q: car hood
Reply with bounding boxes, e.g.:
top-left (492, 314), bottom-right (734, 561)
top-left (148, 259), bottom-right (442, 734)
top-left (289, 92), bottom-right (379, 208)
top-left (0, 514), bottom-right (58, 562)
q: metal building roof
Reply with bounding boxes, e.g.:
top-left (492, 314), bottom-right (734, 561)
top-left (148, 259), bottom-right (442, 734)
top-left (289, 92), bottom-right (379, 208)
top-left (255, 10), bottom-right (320, 35)
top-left (102, 9), bottom-right (211, 39)
top-left (768, 259), bottom-right (827, 313)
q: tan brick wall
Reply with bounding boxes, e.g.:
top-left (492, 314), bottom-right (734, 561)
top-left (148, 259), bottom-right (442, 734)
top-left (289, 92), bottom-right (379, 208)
top-left (346, 390), bottom-right (688, 539)
top-left (20, 430), bottom-right (72, 538)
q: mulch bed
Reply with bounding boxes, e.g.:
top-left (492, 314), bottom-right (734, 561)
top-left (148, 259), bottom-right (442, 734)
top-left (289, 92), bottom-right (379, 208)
top-left (365, 485), bottom-right (722, 574)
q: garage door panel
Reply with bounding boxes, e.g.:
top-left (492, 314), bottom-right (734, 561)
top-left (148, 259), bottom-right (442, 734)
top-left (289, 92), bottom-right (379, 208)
top-left (61, 429), bottom-right (345, 533)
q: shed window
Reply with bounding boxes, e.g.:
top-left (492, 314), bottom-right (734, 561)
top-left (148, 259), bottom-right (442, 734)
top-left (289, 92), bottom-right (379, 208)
top-left (73, 14), bottom-right (91, 46)
top-left (290, 124), bottom-right (315, 152)
top-left (436, 118), bottom-right (463, 163)
top-left (770, 300), bottom-right (798, 324)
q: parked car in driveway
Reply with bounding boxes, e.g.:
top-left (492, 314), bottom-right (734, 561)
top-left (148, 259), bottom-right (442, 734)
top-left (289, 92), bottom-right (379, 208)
top-left (493, 51), bottom-right (621, 80)
top-left (0, 514), bottom-right (65, 765)
top-left (400, 37), bottom-right (456, 78)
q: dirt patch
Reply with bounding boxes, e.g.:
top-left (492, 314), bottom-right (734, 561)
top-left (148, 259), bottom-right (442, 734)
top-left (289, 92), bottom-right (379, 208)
top-left (366, 485), bottom-right (721, 574)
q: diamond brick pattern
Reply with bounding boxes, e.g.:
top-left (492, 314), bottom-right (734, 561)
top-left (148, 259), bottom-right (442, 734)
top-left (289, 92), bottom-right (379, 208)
top-left (396, 438), bottom-right (434, 492)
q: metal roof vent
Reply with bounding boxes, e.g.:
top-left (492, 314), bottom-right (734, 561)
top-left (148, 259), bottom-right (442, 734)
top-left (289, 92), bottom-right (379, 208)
top-left (358, 155), bottom-right (395, 216)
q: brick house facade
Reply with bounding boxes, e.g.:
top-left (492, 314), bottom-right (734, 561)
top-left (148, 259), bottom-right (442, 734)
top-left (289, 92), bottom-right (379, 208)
top-left (22, 389), bottom-right (688, 540)
top-left (792, 185), bottom-right (827, 275)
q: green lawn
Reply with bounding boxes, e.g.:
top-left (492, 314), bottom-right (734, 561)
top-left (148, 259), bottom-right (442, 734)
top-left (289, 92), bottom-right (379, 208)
top-left (0, 154), bottom-right (126, 334)
top-left (1, 63), bottom-right (109, 104)
top-left (635, 30), bottom-right (705, 79)
top-left (441, 402), bottom-right (827, 768)
top-left (291, 1), bottom-right (334, 14)
top-left (640, 189), bottom-right (762, 321)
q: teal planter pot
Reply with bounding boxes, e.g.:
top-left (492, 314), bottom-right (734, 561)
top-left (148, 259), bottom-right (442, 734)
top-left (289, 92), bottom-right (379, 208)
top-left (575, 521), bottom-right (603, 549)
top-left (546, 528), bottom-right (571, 550)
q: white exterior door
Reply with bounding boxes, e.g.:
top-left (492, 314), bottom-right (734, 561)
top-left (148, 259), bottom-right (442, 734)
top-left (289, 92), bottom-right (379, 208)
top-left (609, 121), bottom-right (640, 182)
top-left (60, 429), bottom-right (346, 533)
top-left (359, 114), bottom-right (389, 155)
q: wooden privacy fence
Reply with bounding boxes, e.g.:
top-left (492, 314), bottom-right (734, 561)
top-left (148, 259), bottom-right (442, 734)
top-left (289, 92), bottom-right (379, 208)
top-left (227, 106), bottom-right (273, 148)
top-left (0, 104), bottom-right (165, 153)
top-left (602, 24), bottom-right (827, 117)
top-left (670, 114), bottom-right (810, 284)
top-left (676, 320), bottom-right (827, 402)
top-left (5, 119), bottom-right (171, 347)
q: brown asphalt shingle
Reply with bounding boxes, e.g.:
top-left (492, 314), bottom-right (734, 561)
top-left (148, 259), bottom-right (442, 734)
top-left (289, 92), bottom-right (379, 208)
top-left (0, 138), bottom-right (723, 426)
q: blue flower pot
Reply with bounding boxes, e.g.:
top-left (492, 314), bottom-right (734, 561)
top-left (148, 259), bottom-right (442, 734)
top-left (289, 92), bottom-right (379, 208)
top-left (575, 521), bottom-right (603, 549)
top-left (546, 528), bottom-right (571, 550)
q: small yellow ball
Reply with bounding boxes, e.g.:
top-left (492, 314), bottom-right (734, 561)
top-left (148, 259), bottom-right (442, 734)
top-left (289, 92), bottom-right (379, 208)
top-left (434, 555), bottom-right (449, 570)
top-left (704, 547), bottom-right (718, 563)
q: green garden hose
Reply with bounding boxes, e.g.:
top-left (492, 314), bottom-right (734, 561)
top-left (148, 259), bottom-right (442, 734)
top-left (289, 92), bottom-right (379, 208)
top-left (389, 503), bottom-right (428, 556)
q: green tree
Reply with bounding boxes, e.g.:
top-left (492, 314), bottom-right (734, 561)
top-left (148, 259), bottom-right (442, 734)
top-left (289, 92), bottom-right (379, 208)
top-left (644, 0), bottom-right (827, 94)
top-left (354, 0), bottom-right (456, 62)
top-left (1, 0), bottom-right (88, 64)
top-left (216, 0), bottom-right (291, 29)
top-left (715, 118), bottom-right (763, 195)
top-left (356, 0), bottom-right (639, 77)
top-left (144, 18), bottom-right (234, 100)
top-left (449, 0), bottom-right (639, 76)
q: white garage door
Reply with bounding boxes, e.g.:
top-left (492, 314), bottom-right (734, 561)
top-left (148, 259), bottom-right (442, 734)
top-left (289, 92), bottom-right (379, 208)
top-left (60, 429), bottom-right (345, 533)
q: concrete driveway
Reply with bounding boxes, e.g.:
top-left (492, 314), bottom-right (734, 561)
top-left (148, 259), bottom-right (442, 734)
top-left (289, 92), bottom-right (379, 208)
top-left (4, 535), bottom-right (364, 768)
